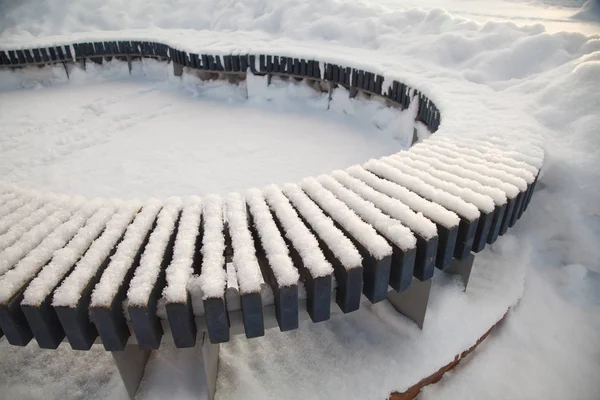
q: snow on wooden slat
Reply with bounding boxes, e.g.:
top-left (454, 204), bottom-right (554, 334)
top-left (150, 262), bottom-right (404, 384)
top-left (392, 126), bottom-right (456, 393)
top-left (0, 202), bottom-right (100, 304)
top-left (300, 177), bottom-right (392, 258)
top-left (431, 137), bottom-right (538, 175)
top-left (21, 205), bottom-right (118, 306)
top-left (406, 146), bottom-right (520, 199)
top-left (282, 183), bottom-right (362, 268)
top-left (418, 142), bottom-right (531, 189)
top-left (383, 156), bottom-right (495, 213)
top-left (245, 189), bottom-right (299, 287)
top-left (263, 184), bottom-right (334, 278)
top-left (364, 159), bottom-right (480, 222)
top-left (346, 165), bottom-right (460, 229)
top-left (0, 199), bottom-right (46, 235)
top-left (440, 134), bottom-right (545, 168)
top-left (331, 170), bottom-right (438, 240)
top-left (197, 195), bottom-right (228, 300)
top-left (427, 138), bottom-right (538, 179)
top-left (162, 197), bottom-right (202, 304)
top-left (90, 201), bottom-right (162, 308)
top-left (225, 193), bottom-right (264, 295)
top-left (127, 199), bottom-right (182, 307)
top-left (317, 175), bottom-right (417, 251)
top-left (0, 202), bottom-right (64, 251)
top-left (52, 204), bottom-right (140, 307)
top-left (0, 195), bottom-right (30, 220)
top-left (0, 205), bottom-right (80, 277)
top-left (396, 151), bottom-right (511, 203)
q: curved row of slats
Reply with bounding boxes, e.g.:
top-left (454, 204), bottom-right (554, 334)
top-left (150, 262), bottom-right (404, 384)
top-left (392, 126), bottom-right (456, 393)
top-left (0, 44), bottom-right (543, 348)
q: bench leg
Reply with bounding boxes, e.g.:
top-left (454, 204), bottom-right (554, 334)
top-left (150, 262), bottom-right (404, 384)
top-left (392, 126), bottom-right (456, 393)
top-left (201, 332), bottom-right (220, 400)
top-left (111, 344), bottom-right (152, 399)
top-left (173, 62), bottom-right (183, 77)
top-left (386, 278), bottom-right (432, 329)
top-left (445, 253), bottom-right (475, 291)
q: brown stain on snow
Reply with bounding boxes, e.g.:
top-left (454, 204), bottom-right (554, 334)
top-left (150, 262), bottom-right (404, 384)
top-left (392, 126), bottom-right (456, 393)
top-left (389, 311), bottom-right (508, 400)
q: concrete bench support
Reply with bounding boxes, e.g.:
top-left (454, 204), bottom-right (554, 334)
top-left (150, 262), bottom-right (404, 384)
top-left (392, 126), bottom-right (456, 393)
top-left (110, 332), bottom-right (220, 400)
top-left (387, 253), bottom-right (475, 328)
top-left (111, 343), bottom-right (152, 399)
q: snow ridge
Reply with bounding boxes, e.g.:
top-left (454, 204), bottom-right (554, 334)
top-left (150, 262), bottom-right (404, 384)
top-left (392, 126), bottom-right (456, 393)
top-left (263, 184), bottom-right (333, 278)
top-left (0, 205), bottom-right (81, 277)
top-left (90, 200), bottom-right (162, 308)
top-left (246, 189), bottom-right (299, 288)
top-left (364, 159), bottom-right (480, 222)
top-left (163, 197), bottom-right (202, 304)
top-left (0, 202), bottom-right (62, 251)
top-left (300, 177), bottom-right (392, 259)
top-left (406, 146), bottom-right (520, 199)
top-left (22, 205), bottom-right (118, 306)
top-left (432, 137), bottom-right (538, 175)
top-left (0, 195), bottom-right (31, 221)
top-left (225, 193), bottom-right (264, 295)
top-left (384, 156), bottom-right (495, 213)
top-left (0, 199), bottom-right (44, 235)
top-left (127, 198), bottom-right (182, 307)
top-left (282, 183), bottom-right (362, 269)
top-left (331, 170), bottom-right (438, 240)
top-left (317, 174), bottom-right (416, 251)
top-left (52, 204), bottom-right (140, 308)
top-left (417, 142), bottom-right (529, 190)
top-left (425, 140), bottom-right (536, 183)
top-left (346, 165), bottom-right (459, 229)
top-left (197, 195), bottom-right (228, 300)
top-left (0, 201), bottom-right (100, 304)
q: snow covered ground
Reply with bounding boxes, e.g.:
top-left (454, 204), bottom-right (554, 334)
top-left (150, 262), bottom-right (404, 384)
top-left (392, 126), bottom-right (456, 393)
top-left (0, 0), bottom-right (599, 399)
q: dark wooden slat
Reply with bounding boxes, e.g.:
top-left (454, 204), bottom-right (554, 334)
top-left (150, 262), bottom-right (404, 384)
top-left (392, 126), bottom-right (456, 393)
top-left (499, 196), bottom-right (518, 236)
top-left (291, 207), bottom-right (363, 314)
top-left (435, 224), bottom-right (458, 269)
top-left (269, 212), bottom-right (332, 323)
top-left (487, 203), bottom-right (507, 244)
top-left (0, 291), bottom-right (33, 346)
top-left (454, 217), bottom-right (479, 260)
top-left (508, 189), bottom-right (526, 227)
top-left (204, 297), bottom-right (229, 343)
top-left (89, 218), bottom-right (156, 351)
top-left (247, 209), bottom-right (298, 332)
top-left (240, 292), bottom-right (264, 338)
top-left (413, 235), bottom-right (437, 282)
top-left (128, 212), bottom-right (181, 349)
top-left (472, 210), bottom-right (494, 253)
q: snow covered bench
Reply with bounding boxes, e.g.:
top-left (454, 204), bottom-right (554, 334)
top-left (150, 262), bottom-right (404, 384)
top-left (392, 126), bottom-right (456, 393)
top-left (0, 40), bottom-right (543, 399)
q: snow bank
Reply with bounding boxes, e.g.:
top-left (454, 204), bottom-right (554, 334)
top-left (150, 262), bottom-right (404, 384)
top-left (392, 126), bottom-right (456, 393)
top-left (263, 184), bottom-right (333, 278)
top-left (162, 196), bottom-right (202, 304)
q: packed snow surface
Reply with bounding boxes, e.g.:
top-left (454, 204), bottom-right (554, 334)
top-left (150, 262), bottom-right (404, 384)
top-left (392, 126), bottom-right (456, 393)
top-left (0, 62), bottom-right (413, 199)
top-left (0, 0), bottom-right (599, 399)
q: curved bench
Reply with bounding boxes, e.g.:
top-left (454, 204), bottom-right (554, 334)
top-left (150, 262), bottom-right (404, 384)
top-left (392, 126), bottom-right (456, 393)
top-left (0, 40), bottom-right (544, 399)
